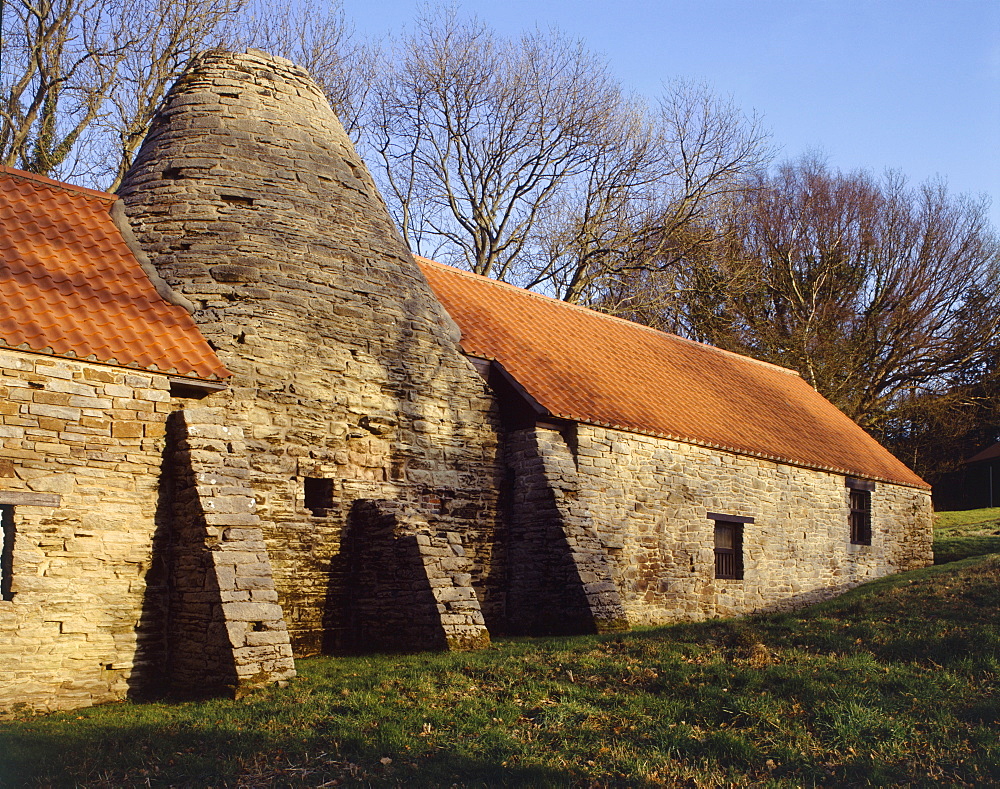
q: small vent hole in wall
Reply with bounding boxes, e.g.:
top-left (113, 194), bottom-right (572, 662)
top-left (221, 194), bottom-right (254, 206)
top-left (162, 167), bottom-right (185, 180)
top-left (251, 621), bottom-right (266, 632)
top-left (304, 477), bottom-right (334, 516)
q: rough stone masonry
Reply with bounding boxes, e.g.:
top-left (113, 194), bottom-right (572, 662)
top-left (117, 49), bottom-right (504, 655)
top-left (0, 49), bottom-right (933, 716)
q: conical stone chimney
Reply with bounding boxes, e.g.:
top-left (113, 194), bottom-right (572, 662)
top-left (118, 50), bottom-right (501, 654)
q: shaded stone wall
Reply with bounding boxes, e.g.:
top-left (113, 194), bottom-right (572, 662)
top-left (0, 349), bottom-right (298, 716)
top-left (343, 499), bottom-right (489, 652)
top-left (505, 426), bottom-right (627, 635)
top-left (0, 350), bottom-right (172, 715)
top-left (569, 425), bottom-right (933, 624)
top-left (163, 408), bottom-right (295, 697)
top-left (118, 50), bottom-right (503, 653)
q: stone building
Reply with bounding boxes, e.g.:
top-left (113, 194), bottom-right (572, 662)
top-left (0, 165), bottom-right (295, 713)
top-left (0, 50), bottom-right (932, 716)
top-left (419, 258), bottom-right (933, 631)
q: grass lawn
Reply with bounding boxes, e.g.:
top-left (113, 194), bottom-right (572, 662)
top-left (933, 506), bottom-right (1000, 564)
top-left (2, 524), bottom-right (998, 787)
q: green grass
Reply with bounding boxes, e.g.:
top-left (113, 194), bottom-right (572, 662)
top-left (2, 555), bottom-right (1000, 787)
top-left (934, 506), bottom-right (1000, 563)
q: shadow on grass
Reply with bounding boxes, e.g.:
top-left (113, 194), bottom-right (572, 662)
top-left (934, 535), bottom-right (1000, 564)
top-left (602, 555), bottom-right (1000, 672)
top-left (0, 715), bottom-right (577, 788)
top-left (4, 556), bottom-right (1000, 789)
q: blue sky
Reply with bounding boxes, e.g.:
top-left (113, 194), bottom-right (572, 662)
top-left (342, 0), bottom-right (1000, 229)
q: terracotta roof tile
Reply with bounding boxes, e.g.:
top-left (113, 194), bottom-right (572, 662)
top-left (0, 166), bottom-right (228, 380)
top-left (418, 257), bottom-right (927, 489)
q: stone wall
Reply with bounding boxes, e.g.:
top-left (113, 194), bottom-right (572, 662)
top-left (1, 47), bottom-right (936, 716)
top-left (162, 408), bottom-right (295, 697)
top-left (505, 426), bottom-right (627, 635)
top-left (0, 349), bottom-right (172, 715)
top-left (343, 499), bottom-right (489, 652)
top-left (520, 423), bottom-right (934, 625)
top-left (0, 348), bottom-right (300, 715)
top-left (118, 50), bottom-right (503, 653)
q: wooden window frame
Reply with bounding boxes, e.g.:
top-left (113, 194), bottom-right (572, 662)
top-left (846, 478), bottom-right (874, 545)
top-left (849, 489), bottom-right (872, 545)
top-left (708, 513), bottom-right (751, 580)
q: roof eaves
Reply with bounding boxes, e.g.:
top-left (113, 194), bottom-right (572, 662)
top-left (475, 356), bottom-right (550, 418)
top-left (0, 337), bottom-right (231, 382)
top-left (965, 442), bottom-right (1000, 465)
top-left (544, 407), bottom-right (931, 490)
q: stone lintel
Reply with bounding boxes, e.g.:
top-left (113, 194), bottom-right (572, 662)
top-left (0, 491), bottom-right (61, 507)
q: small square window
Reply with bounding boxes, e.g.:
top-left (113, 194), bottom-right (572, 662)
top-left (714, 521), bottom-right (744, 580)
top-left (304, 477), bottom-right (334, 517)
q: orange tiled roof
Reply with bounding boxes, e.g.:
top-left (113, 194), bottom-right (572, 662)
top-left (0, 166), bottom-right (228, 380)
top-left (418, 257), bottom-right (928, 489)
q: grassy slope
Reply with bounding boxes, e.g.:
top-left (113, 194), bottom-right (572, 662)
top-left (2, 553), bottom-right (999, 788)
top-left (934, 506), bottom-right (1000, 563)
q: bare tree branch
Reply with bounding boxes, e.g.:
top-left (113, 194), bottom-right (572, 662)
top-left (613, 156), bottom-right (1000, 432)
top-left (361, 10), bottom-right (625, 282)
top-left (1, 0), bottom-right (362, 189)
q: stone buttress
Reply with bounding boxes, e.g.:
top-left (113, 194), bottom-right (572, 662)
top-left (118, 50), bottom-right (501, 655)
top-left (162, 407), bottom-right (296, 696)
top-left (505, 424), bottom-right (628, 634)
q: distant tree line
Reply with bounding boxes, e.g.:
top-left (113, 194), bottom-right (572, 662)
top-left (3, 3), bottom-right (998, 485)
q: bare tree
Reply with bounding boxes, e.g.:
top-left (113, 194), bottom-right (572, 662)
top-left (0, 0), bottom-right (131, 176)
top-left (1, 0), bottom-right (364, 189)
top-left (522, 100), bottom-right (660, 299)
top-left (882, 374), bottom-right (1000, 483)
top-left (363, 10), bottom-right (627, 282)
top-left (630, 156), bottom-right (1000, 431)
top-left (0, 0), bottom-right (251, 184)
top-left (363, 12), bottom-right (772, 297)
top-left (533, 80), bottom-right (772, 304)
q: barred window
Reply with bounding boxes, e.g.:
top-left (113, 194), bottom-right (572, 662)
top-left (850, 489), bottom-right (872, 545)
top-left (714, 522), bottom-right (742, 579)
top-left (846, 478), bottom-right (874, 545)
top-left (711, 516), bottom-right (748, 580)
